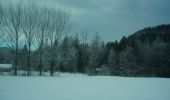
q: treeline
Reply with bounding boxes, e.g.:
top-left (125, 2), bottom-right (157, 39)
top-left (0, 2), bottom-right (170, 77)
top-left (1, 31), bottom-right (170, 77)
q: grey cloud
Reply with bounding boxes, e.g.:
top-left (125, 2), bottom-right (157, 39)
top-left (0, 0), bottom-right (170, 42)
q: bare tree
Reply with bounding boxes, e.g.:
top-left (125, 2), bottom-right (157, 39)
top-left (79, 29), bottom-right (88, 73)
top-left (0, 4), bottom-right (5, 46)
top-left (35, 6), bottom-right (50, 76)
top-left (21, 4), bottom-right (38, 76)
top-left (48, 8), bottom-right (70, 76)
top-left (4, 3), bottom-right (23, 75)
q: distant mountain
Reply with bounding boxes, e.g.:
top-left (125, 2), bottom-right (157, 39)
top-left (127, 24), bottom-right (170, 43)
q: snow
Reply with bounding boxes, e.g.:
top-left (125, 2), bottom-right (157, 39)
top-left (0, 73), bottom-right (170, 100)
top-left (0, 64), bottom-right (12, 69)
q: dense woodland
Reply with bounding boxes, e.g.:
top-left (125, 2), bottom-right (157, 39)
top-left (0, 3), bottom-right (170, 77)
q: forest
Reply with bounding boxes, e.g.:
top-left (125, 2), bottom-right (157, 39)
top-left (0, 3), bottom-right (170, 77)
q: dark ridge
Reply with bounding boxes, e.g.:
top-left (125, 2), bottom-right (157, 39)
top-left (127, 24), bottom-right (170, 43)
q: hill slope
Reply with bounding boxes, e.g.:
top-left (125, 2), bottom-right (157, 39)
top-left (127, 24), bottom-right (170, 43)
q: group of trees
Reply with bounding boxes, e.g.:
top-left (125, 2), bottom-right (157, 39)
top-left (106, 37), bottom-right (170, 77)
top-left (48, 32), bottom-right (170, 77)
top-left (0, 2), bottom-right (70, 76)
top-left (0, 2), bottom-right (170, 77)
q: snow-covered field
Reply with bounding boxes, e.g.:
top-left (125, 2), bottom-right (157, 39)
top-left (0, 73), bottom-right (170, 100)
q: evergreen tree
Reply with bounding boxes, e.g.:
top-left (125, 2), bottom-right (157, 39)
top-left (61, 36), bottom-right (78, 72)
top-left (87, 33), bottom-right (103, 75)
top-left (107, 49), bottom-right (117, 75)
top-left (119, 47), bottom-right (136, 76)
top-left (119, 36), bottom-right (127, 51)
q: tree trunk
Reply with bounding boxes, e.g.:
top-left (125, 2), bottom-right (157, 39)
top-left (27, 42), bottom-right (31, 76)
top-left (50, 45), bottom-right (54, 76)
top-left (14, 32), bottom-right (19, 76)
top-left (39, 46), bottom-right (43, 76)
top-left (50, 59), bottom-right (54, 76)
top-left (14, 59), bottom-right (17, 75)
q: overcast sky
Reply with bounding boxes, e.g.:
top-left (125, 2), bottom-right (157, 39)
top-left (1, 0), bottom-right (170, 42)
